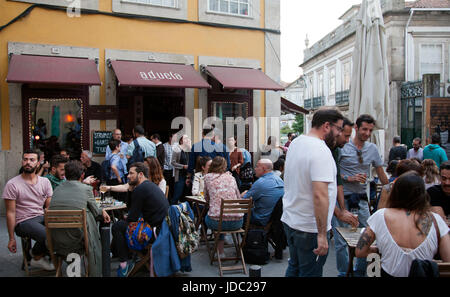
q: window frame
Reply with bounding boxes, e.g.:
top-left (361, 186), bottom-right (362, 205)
top-left (207, 0), bottom-right (252, 18)
top-left (120, 0), bottom-right (179, 9)
top-left (418, 43), bottom-right (444, 82)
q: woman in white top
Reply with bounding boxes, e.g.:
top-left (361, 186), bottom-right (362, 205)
top-left (145, 157), bottom-right (167, 195)
top-left (356, 172), bottom-right (450, 277)
top-left (191, 156), bottom-right (212, 196)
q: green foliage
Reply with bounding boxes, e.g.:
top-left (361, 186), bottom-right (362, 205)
top-left (292, 114), bottom-right (304, 135)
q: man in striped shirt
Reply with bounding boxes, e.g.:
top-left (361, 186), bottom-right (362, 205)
top-left (163, 132), bottom-right (177, 200)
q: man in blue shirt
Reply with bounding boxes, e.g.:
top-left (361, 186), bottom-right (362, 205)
top-left (242, 159), bottom-right (284, 226)
top-left (187, 127), bottom-right (230, 183)
top-left (127, 125), bottom-right (156, 161)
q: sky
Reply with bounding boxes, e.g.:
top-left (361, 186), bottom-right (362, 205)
top-left (280, 0), bottom-right (362, 83)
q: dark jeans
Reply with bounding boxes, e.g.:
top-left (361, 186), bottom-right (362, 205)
top-left (172, 175), bottom-right (186, 205)
top-left (283, 223), bottom-right (330, 277)
top-left (163, 170), bottom-right (175, 201)
top-left (111, 220), bottom-right (130, 263)
top-left (15, 216), bottom-right (48, 257)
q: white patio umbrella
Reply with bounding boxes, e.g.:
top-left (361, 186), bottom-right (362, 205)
top-left (349, 0), bottom-right (390, 164)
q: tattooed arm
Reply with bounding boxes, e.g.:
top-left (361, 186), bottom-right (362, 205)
top-left (355, 227), bottom-right (378, 258)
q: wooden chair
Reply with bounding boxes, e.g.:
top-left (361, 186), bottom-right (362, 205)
top-left (44, 209), bottom-right (89, 277)
top-left (128, 227), bottom-right (157, 277)
top-left (210, 198), bottom-right (252, 277)
top-left (438, 262), bottom-right (450, 277)
top-left (20, 236), bottom-right (49, 276)
top-left (165, 186), bottom-right (169, 199)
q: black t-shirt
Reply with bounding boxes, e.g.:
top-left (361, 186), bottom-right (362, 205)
top-left (127, 180), bottom-right (170, 227)
top-left (427, 185), bottom-right (450, 216)
top-left (388, 146), bottom-right (407, 162)
top-left (85, 161), bottom-right (102, 181)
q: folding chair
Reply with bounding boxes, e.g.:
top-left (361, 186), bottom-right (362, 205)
top-left (129, 227), bottom-right (158, 277)
top-left (44, 209), bottom-right (89, 277)
top-left (210, 198), bottom-right (252, 277)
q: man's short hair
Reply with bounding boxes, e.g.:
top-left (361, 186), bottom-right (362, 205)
top-left (356, 114), bottom-right (376, 128)
top-left (431, 133), bottom-right (441, 144)
top-left (150, 134), bottom-right (160, 141)
top-left (440, 161), bottom-right (450, 173)
top-left (311, 108), bottom-right (344, 129)
top-left (413, 137), bottom-right (422, 144)
top-left (82, 150), bottom-right (92, 159)
top-left (134, 125), bottom-right (145, 136)
top-left (393, 136), bottom-right (401, 144)
top-left (50, 154), bottom-right (68, 169)
top-left (64, 160), bottom-right (85, 181)
top-left (129, 162), bottom-right (149, 178)
top-left (108, 139), bottom-right (121, 151)
top-left (343, 117), bottom-right (354, 127)
top-left (23, 149), bottom-right (39, 159)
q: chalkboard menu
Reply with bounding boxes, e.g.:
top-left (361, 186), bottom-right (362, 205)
top-left (92, 131), bottom-right (113, 155)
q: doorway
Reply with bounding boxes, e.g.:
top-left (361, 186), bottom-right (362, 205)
top-left (117, 87), bottom-right (185, 142)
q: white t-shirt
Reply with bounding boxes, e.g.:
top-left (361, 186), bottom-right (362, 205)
top-left (158, 179), bottom-right (167, 195)
top-left (281, 135), bottom-right (337, 233)
top-left (368, 209), bottom-right (449, 277)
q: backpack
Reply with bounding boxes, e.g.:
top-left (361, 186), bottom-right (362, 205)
top-left (125, 217), bottom-right (153, 251)
top-left (129, 139), bottom-right (144, 166)
top-left (243, 229), bottom-right (270, 265)
top-left (101, 158), bottom-right (111, 182)
top-left (167, 203), bottom-right (200, 260)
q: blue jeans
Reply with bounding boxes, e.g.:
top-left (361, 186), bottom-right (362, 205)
top-left (172, 176), bottom-right (186, 205)
top-left (335, 197), bottom-right (371, 277)
top-left (283, 223), bottom-right (330, 277)
top-left (205, 216), bottom-right (243, 240)
top-left (331, 215), bottom-right (348, 277)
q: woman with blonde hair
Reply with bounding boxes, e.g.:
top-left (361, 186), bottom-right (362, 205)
top-left (204, 156), bottom-right (243, 258)
top-left (422, 159), bottom-right (440, 190)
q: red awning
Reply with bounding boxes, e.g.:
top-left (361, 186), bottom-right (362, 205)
top-left (204, 66), bottom-right (285, 91)
top-left (281, 97), bottom-right (310, 114)
top-left (6, 54), bottom-right (101, 85)
top-left (110, 60), bottom-right (211, 89)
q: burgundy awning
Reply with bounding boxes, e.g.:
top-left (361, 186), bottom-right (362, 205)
top-left (6, 54), bottom-right (101, 85)
top-left (204, 66), bottom-right (285, 91)
top-left (281, 97), bottom-right (310, 114)
top-left (110, 60), bottom-right (211, 88)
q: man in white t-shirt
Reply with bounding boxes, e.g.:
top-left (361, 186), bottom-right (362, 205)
top-left (282, 108), bottom-right (344, 277)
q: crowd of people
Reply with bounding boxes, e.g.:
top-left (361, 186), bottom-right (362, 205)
top-left (2, 110), bottom-right (450, 278)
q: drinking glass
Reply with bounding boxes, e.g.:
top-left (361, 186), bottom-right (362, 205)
top-left (350, 208), bottom-right (359, 232)
top-left (100, 183), bottom-right (107, 201)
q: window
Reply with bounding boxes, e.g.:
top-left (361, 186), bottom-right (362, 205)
top-left (342, 61), bottom-right (351, 91)
top-left (208, 0), bottom-right (250, 16)
top-left (420, 44), bottom-right (443, 79)
top-left (329, 67), bottom-right (336, 96)
top-left (318, 72), bottom-right (324, 97)
top-left (122, 0), bottom-right (177, 8)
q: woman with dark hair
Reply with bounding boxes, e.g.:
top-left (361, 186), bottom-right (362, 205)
top-left (192, 156), bottom-right (212, 196)
top-left (204, 156), bottom-right (243, 258)
top-left (377, 159), bottom-right (424, 209)
top-left (356, 172), bottom-right (450, 277)
top-left (145, 156), bottom-right (166, 195)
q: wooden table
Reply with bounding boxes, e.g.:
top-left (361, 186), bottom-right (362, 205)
top-left (185, 196), bottom-right (207, 230)
top-left (335, 227), bottom-right (377, 277)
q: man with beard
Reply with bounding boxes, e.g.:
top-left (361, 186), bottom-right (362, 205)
top-left (111, 162), bottom-right (169, 277)
top-left (330, 118), bottom-right (359, 277)
top-left (45, 154), bottom-right (68, 190)
top-left (338, 114), bottom-right (389, 277)
top-left (281, 108), bottom-right (343, 277)
top-left (428, 161), bottom-right (450, 224)
top-left (2, 150), bottom-right (55, 271)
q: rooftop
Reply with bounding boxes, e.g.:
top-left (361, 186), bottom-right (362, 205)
top-left (405, 0), bottom-right (450, 8)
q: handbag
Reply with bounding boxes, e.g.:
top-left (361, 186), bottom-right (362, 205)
top-left (126, 217), bottom-right (153, 251)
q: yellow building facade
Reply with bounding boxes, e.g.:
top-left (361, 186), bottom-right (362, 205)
top-left (0, 0), bottom-right (282, 213)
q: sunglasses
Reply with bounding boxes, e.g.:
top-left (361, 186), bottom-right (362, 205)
top-left (357, 150), bottom-right (363, 164)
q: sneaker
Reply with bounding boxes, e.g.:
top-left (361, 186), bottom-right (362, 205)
top-left (30, 257), bottom-right (55, 271)
top-left (116, 261), bottom-right (135, 277)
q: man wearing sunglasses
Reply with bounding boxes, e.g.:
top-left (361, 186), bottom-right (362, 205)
top-left (338, 114), bottom-right (389, 277)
